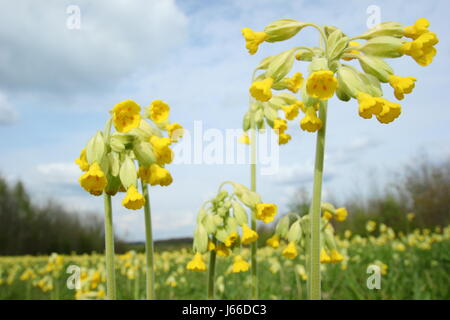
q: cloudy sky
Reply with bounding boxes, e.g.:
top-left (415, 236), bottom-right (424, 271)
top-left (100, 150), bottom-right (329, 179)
top-left (0, 0), bottom-right (448, 241)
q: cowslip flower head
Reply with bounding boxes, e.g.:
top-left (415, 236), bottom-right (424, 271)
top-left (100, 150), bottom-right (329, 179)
top-left (150, 136), bottom-right (173, 165)
top-left (335, 208), bottom-right (348, 222)
top-left (148, 100), bottom-right (170, 123)
top-left (266, 234), bottom-right (280, 248)
top-left (388, 75), bottom-right (417, 100)
top-left (400, 32), bottom-right (438, 66)
top-left (306, 70), bottom-right (337, 100)
top-left (330, 249), bottom-right (344, 263)
top-left (357, 92), bottom-right (383, 119)
top-left (122, 185), bottom-right (145, 210)
top-left (376, 98), bottom-right (402, 124)
top-left (241, 28), bottom-right (268, 55)
top-left (273, 118), bottom-right (287, 134)
top-left (231, 255), bottom-right (250, 273)
top-left (75, 148), bottom-right (89, 171)
top-left (282, 101), bottom-right (302, 120)
top-left (79, 162), bottom-right (107, 196)
top-left (278, 132), bottom-right (291, 145)
top-left (282, 241), bottom-right (298, 259)
top-left (166, 122), bottom-right (184, 142)
top-left (285, 72), bottom-right (304, 93)
top-left (186, 253), bottom-right (206, 272)
top-left (139, 164), bottom-right (173, 187)
top-left (238, 133), bottom-right (250, 145)
top-left (241, 224), bottom-right (259, 245)
top-left (224, 232), bottom-right (239, 247)
top-left (404, 18), bottom-right (430, 40)
top-left (249, 77), bottom-right (274, 102)
top-left (320, 248), bottom-right (331, 263)
top-left (111, 99), bottom-right (141, 133)
top-left (255, 203), bottom-right (277, 223)
top-left (300, 106), bottom-right (322, 132)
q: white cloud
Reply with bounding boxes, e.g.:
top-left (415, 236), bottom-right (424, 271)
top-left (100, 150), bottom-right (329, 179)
top-left (0, 92), bottom-right (18, 124)
top-left (36, 162), bottom-right (80, 185)
top-left (0, 0), bottom-right (188, 94)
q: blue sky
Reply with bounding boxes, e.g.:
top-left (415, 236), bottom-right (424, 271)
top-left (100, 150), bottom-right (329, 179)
top-left (0, 0), bottom-right (448, 241)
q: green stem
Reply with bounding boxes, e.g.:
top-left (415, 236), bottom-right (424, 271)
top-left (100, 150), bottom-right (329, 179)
top-left (309, 101), bottom-right (328, 300)
top-left (141, 180), bottom-right (155, 300)
top-left (250, 127), bottom-right (258, 300)
top-left (207, 239), bottom-right (217, 300)
top-left (103, 193), bottom-right (116, 300)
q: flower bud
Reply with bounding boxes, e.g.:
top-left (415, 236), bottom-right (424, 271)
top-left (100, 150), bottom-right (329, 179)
top-left (242, 112), bottom-right (251, 131)
top-left (119, 156), bottom-right (137, 189)
top-left (225, 216), bottom-right (238, 235)
top-left (266, 48), bottom-right (297, 82)
top-left (275, 215), bottom-right (290, 238)
top-left (86, 131), bottom-right (106, 165)
top-left (255, 56), bottom-right (273, 71)
top-left (204, 213), bottom-right (217, 234)
top-left (263, 104), bottom-right (278, 123)
top-left (336, 67), bottom-right (366, 99)
top-left (130, 119), bottom-right (160, 140)
top-left (357, 55), bottom-right (394, 82)
top-left (133, 141), bottom-right (156, 166)
top-left (287, 220), bottom-right (302, 243)
top-left (359, 36), bottom-right (404, 58)
top-left (193, 223), bottom-right (208, 254)
top-left (264, 19), bottom-right (307, 42)
top-left (321, 202), bottom-right (336, 215)
top-left (232, 201), bottom-right (248, 226)
top-left (108, 152), bottom-right (120, 177)
top-left (254, 108), bottom-right (265, 130)
top-left (105, 174), bottom-right (121, 196)
top-left (358, 22), bottom-right (404, 40)
top-left (232, 183), bottom-right (261, 208)
top-left (326, 29), bottom-right (350, 61)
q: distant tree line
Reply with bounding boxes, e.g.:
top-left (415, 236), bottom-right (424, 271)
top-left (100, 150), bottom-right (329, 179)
top-left (282, 156), bottom-right (450, 236)
top-left (0, 176), bottom-right (125, 255)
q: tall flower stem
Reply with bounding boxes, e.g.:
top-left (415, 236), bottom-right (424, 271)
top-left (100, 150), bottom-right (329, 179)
top-left (309, 101), bottom-right (328, 300)
top-left (207, 239), bottom-right (217, 300)
top-left (103, 193), bottom-right (116, 300)
top-left (141, 180), bottom-right (155, 300)
top-left (250, 127), bottom-right (258, 299)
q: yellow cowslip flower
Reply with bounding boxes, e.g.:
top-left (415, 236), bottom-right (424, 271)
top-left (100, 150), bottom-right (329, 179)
top-left (139, 164), bottom-right (173, 187)
top-left (388, 75), bottom-right (417, 100)
top-left (207, 240), bottom-right (216, 251)
top-left (306, 70), bottom-right (337, 100)
top-left (231, 255), bottom-right (250, 273)
top-left (273, 118), bottom-right (288, 134)
top-left (278, 132), bottom-right (291, 145)
top-left (186, 253), bottom-right (206, 272)
top-left (394, 242), bottom-right (406, 252)
top-left (150, 136), bottom-right (173, 165)
top-left (285, 72), bottom-right (304, 93)
top-left (249, 78), bottom-right (274, 102)
top-left (320, 249), bottom-right (331, 263)
top-left (75, 148), bottom-right (89, 171)
top-left (255, 203), bottom-right (278, 223)
top-left (282, 101), bottom-right (302, 120)
top-left (241, 224), bottom-right (259, 245)
top-left (224, 232), bottom-right (239, 247)
top-left (241, 28), bottom-right (268, 55)
top-left (366, 220), bottom-right (377, 233)
top-left (404, 18), bottom-right (430, 40)
top-left (282, 241), bottom-right (298, 259)
top-left (300, 106), bottom-right (322, 132)
top-left (342, 41), bottom-right (361, 61)
top-left (166, 122), bottom-right (184, 142)
top-left (111, 99), bottom-right (141, 133)
top-left (149, 100), bottom-right (170, 123)
top-left (376, 98), bottom-right (402, 124)
top-left (330, 249), bottom-right (344, 263)
top-left (400, 32), bottom-right (438, 66)
top-left (216, 243), bottom-right (231, 257)
top-left (266, 234), bottom-right (280, 248)
top-left (357, 92), bottom-right (383, 119)
top-left (239, 133), bottom-right (250, 145)
top-left (122, 185), bottom-right (145, 210)
top-left (335, 208), bottom-right (348, 222)
top-left (407, 212), bottom-right (415, 222)
top-left (323, 211), bottom-right (333, 221)
top-left (79, 162), bottom-right (107, 196)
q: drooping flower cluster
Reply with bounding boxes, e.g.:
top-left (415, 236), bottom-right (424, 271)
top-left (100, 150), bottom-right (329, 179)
top-left (75, 99), bottom-right (184, 210)
top-left (186, 181), bottom-right (278, 273)
top-left (240, 18), bottom-right (438, 144)
top-left (267, 202), bottom-right (347, 264)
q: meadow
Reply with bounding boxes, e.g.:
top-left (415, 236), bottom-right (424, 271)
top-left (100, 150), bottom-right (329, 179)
top-left (1, 223), bottom-right (448, 300)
